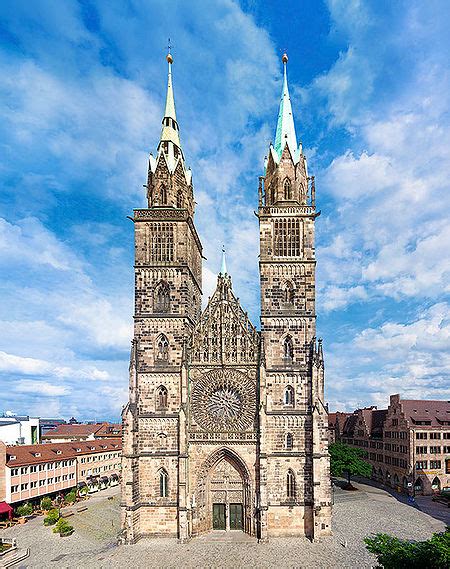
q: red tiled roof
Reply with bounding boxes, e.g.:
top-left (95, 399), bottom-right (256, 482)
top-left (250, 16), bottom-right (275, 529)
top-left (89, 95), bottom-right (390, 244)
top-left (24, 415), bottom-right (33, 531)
top-left (400, 399), bottom-right (450, 427)
top-left (41, 422), bottom-right (121, 440)
top-left (6, 438), bottom-right (121, 467)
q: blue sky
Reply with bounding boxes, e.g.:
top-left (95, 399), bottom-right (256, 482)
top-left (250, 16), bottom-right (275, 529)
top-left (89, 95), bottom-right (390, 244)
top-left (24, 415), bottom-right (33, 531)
top-left (1, 0), bottom-right (449, 420)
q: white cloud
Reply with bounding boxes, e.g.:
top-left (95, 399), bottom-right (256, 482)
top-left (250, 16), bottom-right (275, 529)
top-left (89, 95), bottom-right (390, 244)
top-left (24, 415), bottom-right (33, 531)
top-left (15, 380), bottom-right (70, 397)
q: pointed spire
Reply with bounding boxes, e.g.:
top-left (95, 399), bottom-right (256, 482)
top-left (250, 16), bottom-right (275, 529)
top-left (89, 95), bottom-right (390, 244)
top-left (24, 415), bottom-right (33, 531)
top-left (274, 53), bottom-right (298, 160)
top-left (159, 50), bottom-right (181, 148)
top-left (220, 246), bottom-right (227, 276)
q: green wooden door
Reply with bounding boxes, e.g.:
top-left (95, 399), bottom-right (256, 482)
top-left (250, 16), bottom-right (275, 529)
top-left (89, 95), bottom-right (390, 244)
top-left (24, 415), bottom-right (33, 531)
top-left (229, 503), bottom-right (243, 530)
top-left (213, 503), bottom-right (226, 530)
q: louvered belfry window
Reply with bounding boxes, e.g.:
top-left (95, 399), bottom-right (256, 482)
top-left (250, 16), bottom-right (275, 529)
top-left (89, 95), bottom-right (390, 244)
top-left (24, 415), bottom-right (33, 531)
top-left (273, 219), bottom-right (301, 257)
top-left (151, 223), bottom-right (174, 262)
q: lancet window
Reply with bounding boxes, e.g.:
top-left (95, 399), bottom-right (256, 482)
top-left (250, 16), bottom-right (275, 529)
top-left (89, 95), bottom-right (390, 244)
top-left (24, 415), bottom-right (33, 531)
top-left (151, 223), bottom-right (174, 262)
top-left (284, 178), bottom-right (292, 200)
top-left (273, 219), bottom-right (302, 257)
top-left (283, 336), bottom-right (294, 361)
top-left (154, 281), bottom-right (170, 312)
top-left (176, 190), bottom-right (183, 209)
top-left (284, 385), bottom-right (295, 406)
top-left (157, 334), bottom-right (169, 361)
top-left (156, 385), bottom-right (168, 409)
top-left (286, 469), bottom-right (296, 498)
top-left (286, 432), bottom-right (294, 450)
top-left (283, 281), bottom-right (295, 304)
top-left (159, 469), bottom-right (169, 498)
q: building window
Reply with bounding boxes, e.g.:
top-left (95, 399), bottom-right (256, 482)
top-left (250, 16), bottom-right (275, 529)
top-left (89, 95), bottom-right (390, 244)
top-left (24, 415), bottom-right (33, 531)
top-left (284, 385), bottom-right (295, 406)
top-left (283, 178), bottom-right (292, 200)
top-left (20, 467), bottom-right (28, 474)
top-left (416, 446), bottom-right (427, 454)
top-left (430, 446), bottom-right (441, 454)
top-left (11, 468), bottom-right (18, 476)
top-left (286, 433), bottom-right (293, 450)
top-left (156, 334), bottom-right (169, 361)
top-left (176, 190), bottom-right (183, 209)
top-left (283, 336), bottom-right (294, 361)
top-left (416, 432), bottom-right (427, 439)
top-left (430, 460), bottom-right (441, 469)
top-left (159, 470), bottom-right (169, 498)
top-left (21, 483), bottom-right (28, 490)
top-left (416, 461), bottom-right (427, 470)
top-left (156, 385), bottom-right (168, 409)
top-left (430, 433), bottom-right (441, 439)
top-left (150, 223), bottom-right (174, 262)
top-left (11, 485), bottom-right (19, 493)
top-left (446, 459), bottom-right (450, 474)
top-left (286, 469), bottom-right (296, 499)
top-left (273, 219), bottom-right (302, 257)
top-left (154, 281), bottom-right (170, 313)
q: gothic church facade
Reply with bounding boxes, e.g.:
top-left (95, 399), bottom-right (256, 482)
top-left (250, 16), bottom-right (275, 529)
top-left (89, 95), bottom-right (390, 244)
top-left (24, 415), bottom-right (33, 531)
top-left (121, 52), bottom-right (332, 542)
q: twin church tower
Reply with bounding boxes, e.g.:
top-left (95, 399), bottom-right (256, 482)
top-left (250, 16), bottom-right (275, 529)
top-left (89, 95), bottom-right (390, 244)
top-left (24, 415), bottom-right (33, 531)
top-left (121, 52), bottom-right (332, 542)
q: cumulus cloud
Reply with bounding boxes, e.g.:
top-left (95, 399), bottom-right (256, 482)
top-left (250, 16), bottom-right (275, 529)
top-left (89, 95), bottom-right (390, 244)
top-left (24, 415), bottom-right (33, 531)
top-left (15, 380), bottom-right (71, 397)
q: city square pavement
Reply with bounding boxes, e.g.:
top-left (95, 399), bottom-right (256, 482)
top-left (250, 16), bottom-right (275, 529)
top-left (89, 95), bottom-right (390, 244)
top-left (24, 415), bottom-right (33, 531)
top-left (1, 480), bottom-right (447, 568)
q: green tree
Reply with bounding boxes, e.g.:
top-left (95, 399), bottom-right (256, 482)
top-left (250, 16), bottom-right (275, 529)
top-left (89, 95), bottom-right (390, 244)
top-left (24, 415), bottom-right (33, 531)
top-left (365, 529), bottom-right (450, 568)
top-left (64, 489), bottom-right (77, 504)
top-left (43, 508), bottom-right (60, 526)
top-left (329, 442), bottom-right (371, 485)
top-left (52, 518), bottom-right (74, 536)
top-left (40, 496), bottom-right (52, 511)
top-left (16, 502), bottom-right (33, 517)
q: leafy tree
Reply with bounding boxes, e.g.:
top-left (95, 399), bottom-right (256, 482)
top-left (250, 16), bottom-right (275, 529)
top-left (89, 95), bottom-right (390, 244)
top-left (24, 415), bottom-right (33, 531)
top-left (53, 518), bottom-right (74, 536)
top-left (16, 502), bottom-right (33, 517)
top-left (365, 528), bottom-right (450, 568)
top-left (329, 442), bottom-right (371, 485)
top-left (64, 489), bottom-right (77, 504)
top-left (40, 497), bottom-right (52, 511)
top-left (43, 508), bottom-right (60, 526)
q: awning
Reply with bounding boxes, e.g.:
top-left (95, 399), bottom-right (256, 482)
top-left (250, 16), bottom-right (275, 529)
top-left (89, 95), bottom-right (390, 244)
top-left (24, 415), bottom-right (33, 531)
top-left (77, 481), bottom-right (87, 488)
top-left (0, 501), bottom-right (13, 520)
top-left (100, 476), bottom-right (109, 483)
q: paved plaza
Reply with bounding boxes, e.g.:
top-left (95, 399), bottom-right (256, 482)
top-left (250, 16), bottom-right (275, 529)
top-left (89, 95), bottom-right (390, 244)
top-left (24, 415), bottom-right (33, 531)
top-left (1, 481), bottom-right (448, 568)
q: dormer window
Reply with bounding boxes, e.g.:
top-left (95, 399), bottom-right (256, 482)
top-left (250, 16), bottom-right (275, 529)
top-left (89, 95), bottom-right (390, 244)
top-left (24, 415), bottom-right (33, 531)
top-left (34, 452), bottom-right (41, 457)
top-left (55, 450), bottom-right (62, 455)
top-left (9, 455), bottom-right (16, 460)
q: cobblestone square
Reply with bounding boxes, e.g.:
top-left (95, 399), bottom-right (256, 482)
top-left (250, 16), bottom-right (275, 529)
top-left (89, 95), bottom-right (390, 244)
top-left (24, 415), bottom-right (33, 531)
top-left (1, 480), bottom-right (447, 568)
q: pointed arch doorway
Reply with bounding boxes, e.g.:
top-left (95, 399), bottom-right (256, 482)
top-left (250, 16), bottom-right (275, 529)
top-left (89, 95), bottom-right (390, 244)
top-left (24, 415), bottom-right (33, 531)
top-left (193, 448), bottom-right (252, 536)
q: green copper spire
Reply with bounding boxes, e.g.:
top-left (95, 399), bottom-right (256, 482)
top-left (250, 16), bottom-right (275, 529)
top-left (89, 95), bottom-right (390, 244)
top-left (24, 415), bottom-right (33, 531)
top-left (274, 53), bottom-right (297, 160)
top-left (159, 52), bottom-right (181, 148)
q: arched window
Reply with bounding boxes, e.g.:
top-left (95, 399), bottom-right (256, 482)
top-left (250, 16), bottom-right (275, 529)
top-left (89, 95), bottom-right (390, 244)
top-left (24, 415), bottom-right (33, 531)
top-left (154, 281), bottom-right (170, 313)
top-left (156, 385), bottom-right (168, 409)
top-left (157, 334), bottom-right (169, 361)
top-left (286, 433), bottom-right (293, 450)
top-left (284, 336), bottom-right (294, 361)
top-left (284, 178), bottom-right (292, 200)
top-left (271, 185), bottom-right (276, 204)
top-left (283, 281), bottom-right (294, 304)
top-left (159, 469), bottom-right (168, 497)
top-left (286, 469), bottom-right (296, 498)
top-left (160, 184), bottom-right (167, 205)
top-left (176, 190), bottom-right (183, 209)
top-left (284, 385), bottom-right (294, 406)
top-left (431, 476), bottom-right (441, 492)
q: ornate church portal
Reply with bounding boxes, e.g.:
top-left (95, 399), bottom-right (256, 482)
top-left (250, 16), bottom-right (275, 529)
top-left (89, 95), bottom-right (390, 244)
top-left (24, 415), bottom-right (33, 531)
top-left (121, 51), bottom-right (332, 543)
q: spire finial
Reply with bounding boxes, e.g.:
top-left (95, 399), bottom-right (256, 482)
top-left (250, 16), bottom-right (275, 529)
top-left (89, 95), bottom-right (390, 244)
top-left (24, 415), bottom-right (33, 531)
top-left (167, 38), bottom-right (173, 64)
top-left (282, 52), bottom-right (288, 64)
top-left (220, 245), bottom-right (227, 276)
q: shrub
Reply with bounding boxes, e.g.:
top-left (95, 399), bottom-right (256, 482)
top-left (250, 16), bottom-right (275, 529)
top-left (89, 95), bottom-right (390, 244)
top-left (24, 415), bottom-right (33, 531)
top-left (53, 518), bottom-right (74, 536)
top-left (79, 485), bottom-right (88, 496)
top-left (365, 528), bottom-right (450, 568)
top-left (40, 496), bottom-right (52, 511)
top-left (64, 489), bottom-right (77, 504)
top-left (43, 508), bottom-right (60, 526)
top-left (16, 502), bottom-right (33, 517)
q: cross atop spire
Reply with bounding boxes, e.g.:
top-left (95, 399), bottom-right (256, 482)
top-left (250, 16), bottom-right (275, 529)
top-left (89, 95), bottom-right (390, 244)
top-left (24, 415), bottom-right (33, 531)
top-left (159, 49), bottom-right (181, 148)
top-left (274, 52), bottom-right (298, 160)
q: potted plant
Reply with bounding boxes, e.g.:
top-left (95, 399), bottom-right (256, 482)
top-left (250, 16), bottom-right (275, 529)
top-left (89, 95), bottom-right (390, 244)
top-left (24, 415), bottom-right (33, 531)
top-left (40, 497), bottom-right (52, 515)
top-left (53, 518), bottom-right (74, 537)
top-left (43, 508), bottom-right (60, 526)
top-left (16, 503), bottom-right (33, 523)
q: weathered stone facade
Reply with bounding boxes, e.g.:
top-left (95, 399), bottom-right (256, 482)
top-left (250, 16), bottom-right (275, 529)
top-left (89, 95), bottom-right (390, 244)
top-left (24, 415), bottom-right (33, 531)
top-left (121, 53), bottom-right (332, 542)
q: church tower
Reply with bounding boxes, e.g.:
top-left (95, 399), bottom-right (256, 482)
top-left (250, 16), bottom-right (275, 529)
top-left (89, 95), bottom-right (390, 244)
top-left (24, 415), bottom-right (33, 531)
top-left (121, 52), bottom-right (202, 542)
top-left (257, 54), bottom-right (332, 539)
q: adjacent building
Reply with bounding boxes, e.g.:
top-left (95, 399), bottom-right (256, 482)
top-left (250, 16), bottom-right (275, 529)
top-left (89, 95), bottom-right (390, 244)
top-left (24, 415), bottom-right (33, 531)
top-left (42, 422), bottom-right (121, 443)
top-left (337, 394), bottom-right (450, 495)
top-left (0, 416), bottom-right (40, 445)
top-left (121, 52), bottom-right (331, 543)
top-left (0, 439), bottom-right (121, 505)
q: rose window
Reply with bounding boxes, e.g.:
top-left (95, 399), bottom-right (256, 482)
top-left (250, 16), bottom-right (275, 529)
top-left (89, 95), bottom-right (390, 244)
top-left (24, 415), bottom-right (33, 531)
top-left (191, 369), bottom-right (256, 431)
